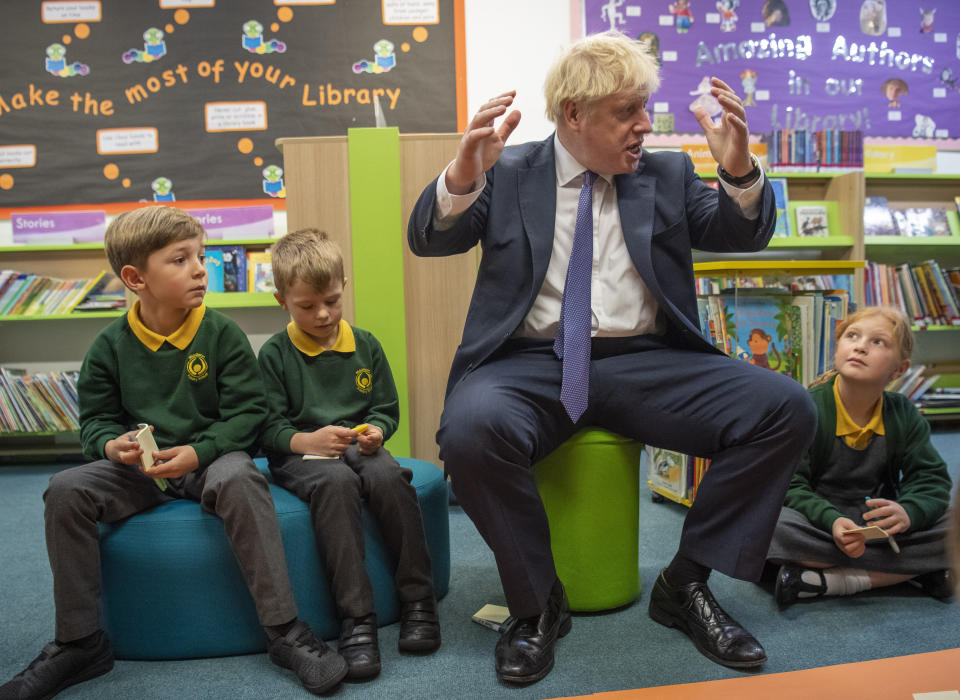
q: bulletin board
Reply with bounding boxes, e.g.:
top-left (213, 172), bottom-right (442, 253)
top-left (0, 0), bottom-right (462, 208)
top-left (584, 0), bottom-right (960, 140)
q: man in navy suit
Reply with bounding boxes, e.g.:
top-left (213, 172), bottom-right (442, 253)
top-left (408, 31), bottom-right (817, 684)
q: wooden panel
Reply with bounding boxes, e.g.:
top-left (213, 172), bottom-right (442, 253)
top-left (399, 134), bottom-right (476, 465)
top-left (275, 136), bottom-right (355, 323)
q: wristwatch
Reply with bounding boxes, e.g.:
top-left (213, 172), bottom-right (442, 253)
top-left (717, 154), bottom-right (761, 186)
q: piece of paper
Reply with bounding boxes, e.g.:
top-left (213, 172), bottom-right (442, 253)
top-left (842, 525), bottom-right (889, 540)
top-left (136, 424), bottom-right (168, 490)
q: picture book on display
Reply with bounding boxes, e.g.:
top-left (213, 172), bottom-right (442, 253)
top-left (768, 178), bottom-right (791, 237)
top-left (646, 446), bottom-right (687, 502)
top-left (721, 292), bottom-right (802, 382)
top-left (891, 207), bottom-right (952, 237)
top-left (863, 196), bottom-right (897, 236)
top-left (247, 251), bottom-right (274, 293)
top-left (795, 205), bottom-right (830, 237)
top-left (204, 249), bottom-right (224, 293)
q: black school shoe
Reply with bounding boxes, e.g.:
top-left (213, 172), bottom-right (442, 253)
top-left (338, 613), bottom-right (381, 680)
top-left (649, 569), bottom-right (766, 670)
top-left (774, 564), bottom-right (827, 608)
top-left (267, 620), bottom-right (348, 695)
top-left (912, 569), bottom-right (955, 600)
top-left (398, 597), bottom-right (441, 653)
top-left (0, 630), bottom-right (114, 700)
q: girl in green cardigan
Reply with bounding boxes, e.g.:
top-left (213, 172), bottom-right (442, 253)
top-left (767, 306), bottom-right (953, 607)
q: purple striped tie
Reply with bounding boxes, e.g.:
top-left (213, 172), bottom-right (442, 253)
top-left (554, 170), bottom-right (596, 423)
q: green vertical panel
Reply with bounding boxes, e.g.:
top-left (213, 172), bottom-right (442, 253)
top-left (347, 127), bottom-right (409, 456)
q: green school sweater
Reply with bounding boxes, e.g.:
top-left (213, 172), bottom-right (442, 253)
top-left (78, 304), bottom-right (266, 468)
top-left (784, 374), bottom-right (952, 533)
top-left (258, 320), bottom-right (399, 454)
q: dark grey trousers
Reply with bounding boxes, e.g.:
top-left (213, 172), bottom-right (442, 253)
top-left (44, 451), bottom-right (298, 642)
top-left (269, 444), bottom-right (434, 619)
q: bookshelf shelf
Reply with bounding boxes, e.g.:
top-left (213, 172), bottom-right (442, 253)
top-left (0, 238), bottom-right (276, 254)
top-left (0, 310), bottom-right (125, 322)
top-left (693, 259), bottom-right (864, 277)
top-left (205, 292), bottom-right (277, 308)
top-left (767, 235), bottom-right (854, 249)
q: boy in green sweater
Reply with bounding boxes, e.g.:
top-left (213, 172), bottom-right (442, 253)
top-left (258, 228), bottom-right (439, 681)
top-left (0, 207), bottom-right (347, 700)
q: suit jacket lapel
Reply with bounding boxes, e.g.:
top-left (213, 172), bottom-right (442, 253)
top-left (518, 137), bottom-right (558, 297)
top-left (615, 167), bottom-right (658, 289)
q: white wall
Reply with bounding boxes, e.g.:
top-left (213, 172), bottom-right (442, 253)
top-left (463, 0), bottom-right (575, 145)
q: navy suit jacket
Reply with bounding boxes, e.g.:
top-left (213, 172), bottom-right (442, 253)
top-left (408, 135), bottom-right (777, 398)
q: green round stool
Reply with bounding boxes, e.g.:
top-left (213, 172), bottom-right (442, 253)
top-left (533, 428), bottom-right (644, 612)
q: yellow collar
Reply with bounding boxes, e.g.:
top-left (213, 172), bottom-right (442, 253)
top-left (834, 379), bottom-right (885, 450)
top-left (286, 319), bottom-right (355, 356)
top-left (127, 301), bottom-right (205, 352)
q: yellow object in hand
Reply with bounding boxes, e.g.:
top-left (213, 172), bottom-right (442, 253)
top-left (352, 424), bottom-right (369, 433)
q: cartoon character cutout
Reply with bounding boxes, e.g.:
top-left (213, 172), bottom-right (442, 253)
top-left (919, 8), bottom-right (935, 33)
top-left (151, 177), bottom-right (175, 202)
top-left (913, 114), bottom-right (936, 138)
top-left (762, 0), bottom-right (790, 26)
top-left (669, 0), bottom-right (694, 34)
top-left (262, 165), bottom-right (286, 198)
top-left (353, 40), bottom-right (397, 74)
top-left (740, 69), bottom-right (757, 106)
top-left (939, 68), bottom-right (960, 93)
top-left (810, 0), bottom-right (836, 21)
top-left (45, 43), bottom-right (89, 77)
top-left (860, 0), bottom-right (887, 36)
top-left (748, 329), bottom-right (781, 371)
top-left (688, 76), bottom-right (722, 121)
top-left (882, 77), bottom-right (908, 107)
top-left (123, 27), bottom-right (167, 64)
top-left (601, 0), bottom-right (626, 29)
top-left (717, 0), bottom-right (738, 32)
top-left (637, 32), bottom-right (661, 66)
top-left (242, 20), bottom-right (286, 54)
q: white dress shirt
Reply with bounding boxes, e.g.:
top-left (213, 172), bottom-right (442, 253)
top-left (434, 134), bottom-right (764, 339)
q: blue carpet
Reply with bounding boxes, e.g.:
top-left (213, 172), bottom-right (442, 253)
top-left (1, 427), bottom-right (957, 699)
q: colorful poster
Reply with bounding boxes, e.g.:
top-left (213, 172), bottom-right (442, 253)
top-left (0, 0), bottom-right (459, 207)
top-left (584, 0), bottom-right (960, 139)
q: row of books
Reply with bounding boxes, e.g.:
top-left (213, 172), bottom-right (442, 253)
top-left (204, 245), bottom-right (275, 293)
top-left (887, 364), bottom-right (944, 404)
top-left (697, 288), bottom-right (851, 388)
top-left (766, 129), bottom-right (864, 171)
top-left (863, 197), bottom-right (956, 237)
top-left (0, 368), bottom-right (80, 434)
top-left (0, 270), bottom-right (125, 317)
top-left (864, 260), bottom-right (960, 327)
top-left (768, 178), bottom-right (833, 238)
top-left (694, 274), bottom-right (853, 297)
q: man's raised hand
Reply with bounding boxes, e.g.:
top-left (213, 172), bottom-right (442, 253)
top-left (445, 90), bottom-right (521, 195)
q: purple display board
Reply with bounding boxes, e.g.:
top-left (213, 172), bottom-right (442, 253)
top-left (184, 205), bottom-right (274, 240)
top-left (585, 1), bottom-right (960, 138)
top-left (11, 210), bottom-right (106, 243)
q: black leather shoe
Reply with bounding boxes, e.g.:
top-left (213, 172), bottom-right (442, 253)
top-left (338, 613), bottom-right (381, 680)
top-left (774, 564), bottom-right (826, 608)
top-left (912, 569), bottom-right (955, 600)
top-left (399, 597), bottom-right (441, 653)
top-left (494, 579), bottom-right (571, 685)
top-left (649, 569), bottom-right (766, 670)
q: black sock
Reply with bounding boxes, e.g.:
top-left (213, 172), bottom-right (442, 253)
top-left (665, 553), bottom-right (711, 586)
top-left (59, 630), bottom-right (102, 649)
top-left (264, 618), bottom-right (297, 641)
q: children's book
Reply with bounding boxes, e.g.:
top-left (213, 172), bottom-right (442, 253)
top-left (217, 244), bottom-right (247, 292)
top-left (795, 204), bottom-right (830, 237)
top-left (768, 178), bottom-right (791, 237)
top-left (892, 207), bottom-right (951, 236)
top-left (646, 445), bottom-right (687, 501)
top-left (472, 604), bottom-right (514, 633)
top-left (863, 196), bottom-right (897, 236)
top-left (720, 292), bottom-right (800, 381)
top-left (247, 251), bottom-right (274, 293)
top-left (204, 248), bottom-right (224, 293)
top-left (73, 273), bottom-right (126, 311)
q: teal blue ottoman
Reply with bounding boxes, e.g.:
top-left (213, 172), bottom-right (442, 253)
top-left (99, 457), bottom-right (449, 660)
top-left (534, 428), bottom-right (644, 612)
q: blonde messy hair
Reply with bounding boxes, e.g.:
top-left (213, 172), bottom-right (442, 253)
top-left (808, 306), bottom-right (914, 388)
top-left (544, 30), bottom-right (661, 124)
top-left (104, 206), bottom-right (205, 278)
top-left (271, 228), bottom-right (344, 297)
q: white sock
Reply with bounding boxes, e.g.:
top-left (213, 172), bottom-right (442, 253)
top-left (808, 567), bottom-right (871, 597)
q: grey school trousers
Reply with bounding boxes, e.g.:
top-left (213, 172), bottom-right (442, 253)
top-left (269, 444), bottom-right (434, 620)
top-left (44, 451), bottom-right (298, 642)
